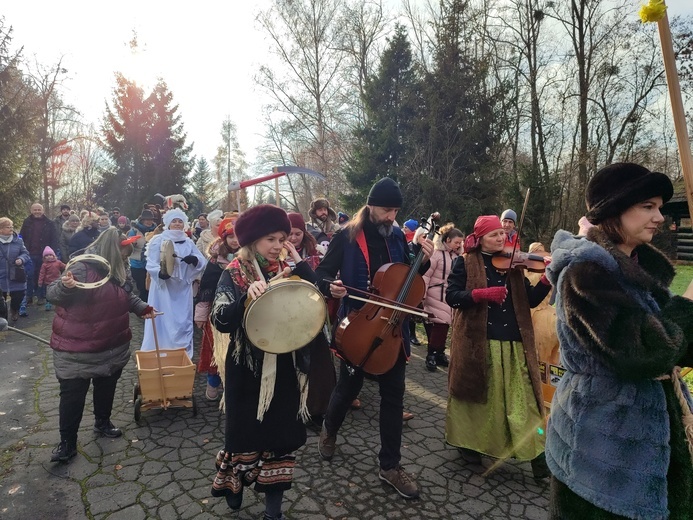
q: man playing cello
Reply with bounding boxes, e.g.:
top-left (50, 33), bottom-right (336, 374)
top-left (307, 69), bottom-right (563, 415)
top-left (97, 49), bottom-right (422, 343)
top-left (315, 177), bottom-right (434, 499)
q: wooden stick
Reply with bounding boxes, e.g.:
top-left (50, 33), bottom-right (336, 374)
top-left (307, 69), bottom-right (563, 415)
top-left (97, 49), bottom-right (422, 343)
top-left (657, 8), bottom-right (693, 219)
top-left (149, 314), bottom-right (169, 410)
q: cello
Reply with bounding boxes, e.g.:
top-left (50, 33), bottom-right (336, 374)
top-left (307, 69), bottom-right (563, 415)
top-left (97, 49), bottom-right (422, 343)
top-left (334, 213), bottom-right (440, 375)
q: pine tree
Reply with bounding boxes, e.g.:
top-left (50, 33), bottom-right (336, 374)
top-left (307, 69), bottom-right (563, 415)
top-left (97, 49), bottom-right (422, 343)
top-left (186, 157), bottom-right (214, 216)
top-left (344, 24), bottom-right (419, 211)
top-left (406, 0), bottom-right (504, 229)
top-left (100, 75), bottom-right (193, 216)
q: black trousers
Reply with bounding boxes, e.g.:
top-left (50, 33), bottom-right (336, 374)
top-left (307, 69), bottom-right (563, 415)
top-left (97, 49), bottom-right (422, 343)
top-left (130, 267), bottom-right (148, 302)
top-left (324, 354), bottom-right (406, 470)
top-left (58, 369), bottom-right (122, 443)
top-left (2, 290), bottom-right (25, 312)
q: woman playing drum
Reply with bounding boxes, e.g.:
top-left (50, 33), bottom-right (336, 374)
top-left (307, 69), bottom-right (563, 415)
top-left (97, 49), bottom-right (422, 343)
top-left (210, 204), bottom-right (326, 520)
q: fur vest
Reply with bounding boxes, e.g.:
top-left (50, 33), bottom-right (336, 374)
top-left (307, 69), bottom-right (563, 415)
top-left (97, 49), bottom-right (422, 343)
top-left (545, 228), bottom-right (693, 519)
top-left (447, 250), bottom-right (543, 410)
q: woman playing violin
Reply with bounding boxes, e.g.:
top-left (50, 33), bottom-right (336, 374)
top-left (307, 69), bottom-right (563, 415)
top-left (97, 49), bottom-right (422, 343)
top-left (445, 215), bottom-right (552, 478)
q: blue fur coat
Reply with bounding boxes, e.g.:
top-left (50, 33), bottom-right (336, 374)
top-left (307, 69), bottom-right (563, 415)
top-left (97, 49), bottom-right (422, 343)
top-left (546, 228), bottom-right (693, 519)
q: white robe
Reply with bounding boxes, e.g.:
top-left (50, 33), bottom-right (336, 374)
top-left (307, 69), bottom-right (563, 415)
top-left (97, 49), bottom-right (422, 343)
top-left (141, 231), bottom-right (206, 359)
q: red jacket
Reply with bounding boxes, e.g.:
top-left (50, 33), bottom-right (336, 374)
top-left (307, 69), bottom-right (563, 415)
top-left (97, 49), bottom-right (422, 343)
top-left (38, 259), bottom-right (65, 287)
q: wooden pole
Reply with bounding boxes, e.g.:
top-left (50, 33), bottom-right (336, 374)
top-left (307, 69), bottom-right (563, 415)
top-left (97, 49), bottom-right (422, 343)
top-left (275, 177), bottom-right (280, 207)
top-left (656, 8), bottom-right (693, 220)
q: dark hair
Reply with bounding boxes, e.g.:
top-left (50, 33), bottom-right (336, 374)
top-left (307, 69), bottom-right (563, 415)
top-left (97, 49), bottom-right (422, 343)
top-left (217, 237), bottom-right (239, 258)
top-left (597, 216), bottom-right (625, 244)
top-left (299, 228), bottom-right (319, 256)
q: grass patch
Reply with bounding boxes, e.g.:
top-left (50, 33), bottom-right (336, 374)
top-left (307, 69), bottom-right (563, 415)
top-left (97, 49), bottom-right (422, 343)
top-left (671, 265), bottom-right (693, 296)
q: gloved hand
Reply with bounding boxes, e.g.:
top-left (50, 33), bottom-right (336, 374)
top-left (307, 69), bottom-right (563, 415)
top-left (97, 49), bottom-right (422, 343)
top-left (139, 305), bottom-right (154, 317)
top-left (181, 255), bottom-right (199, 267)
top-left (158, 271), bottom-right (171, 280)
top-left (471, 286), bottom-right (508, 305)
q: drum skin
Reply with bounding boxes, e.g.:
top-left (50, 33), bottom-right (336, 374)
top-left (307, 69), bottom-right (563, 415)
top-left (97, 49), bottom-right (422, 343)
top-left (160, 240), bottom-right (176, 277)
top-left (244, 278), bottom-right (327, 354)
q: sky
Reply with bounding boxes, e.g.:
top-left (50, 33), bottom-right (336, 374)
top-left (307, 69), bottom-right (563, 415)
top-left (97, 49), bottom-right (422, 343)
top-left (3, 0), bottom-right (693, 174)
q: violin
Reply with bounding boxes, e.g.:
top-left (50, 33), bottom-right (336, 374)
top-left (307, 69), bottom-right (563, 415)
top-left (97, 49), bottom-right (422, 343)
top-left (334, 212), bottom-right (440, 375)
top-left (491, 246), bottom-right (548, 273)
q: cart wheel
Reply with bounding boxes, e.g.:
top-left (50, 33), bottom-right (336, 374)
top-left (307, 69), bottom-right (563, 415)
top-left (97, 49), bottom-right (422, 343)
top-left (192, 395), bottom-right (198, 417)
top-left (134, 396), bottom-right (142, 423)
top-left (133, 383), bottom-right (141, 402)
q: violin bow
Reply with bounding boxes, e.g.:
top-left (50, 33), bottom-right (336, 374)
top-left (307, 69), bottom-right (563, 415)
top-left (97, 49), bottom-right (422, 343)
top-left (505, 187), bottom-right (530, 286)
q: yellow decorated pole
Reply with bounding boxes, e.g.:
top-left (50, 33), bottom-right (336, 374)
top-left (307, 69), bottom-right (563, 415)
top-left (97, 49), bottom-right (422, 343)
top-left (640, 0), bottom-right (693, 219)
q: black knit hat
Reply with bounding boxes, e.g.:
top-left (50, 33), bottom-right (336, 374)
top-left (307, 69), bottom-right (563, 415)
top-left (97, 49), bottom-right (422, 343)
top-left (586, 163), bottom-right (673, 224)
top-left (234, 204), bottom-right (291, 247)
top-left (367, 177), bottom-right (403, 208)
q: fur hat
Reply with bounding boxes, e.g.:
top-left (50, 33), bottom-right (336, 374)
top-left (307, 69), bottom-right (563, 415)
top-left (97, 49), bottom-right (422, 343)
top-left (163, 208), bottom-right (188, 228)
top-left (586, 163), bottom-right (673, 224)
top-left (501, 209), bottom-right (517, 223)
top-left (309, 198), bottom-right (337, 221)
top-left (288, 212), bottom-right (307, 232)
top-left (234, 204), bottom-right (291, 247)
top-left (43, 246), bottom-right (56, 257)
top-left (367, 177), bottom-right (403, 208)
top-left (138, 208), bottom-right (155, 221)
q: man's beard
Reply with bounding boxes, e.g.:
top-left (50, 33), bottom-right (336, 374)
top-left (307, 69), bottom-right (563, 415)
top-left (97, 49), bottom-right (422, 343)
top-left (377, 222), bottom-right (394, 238)
top-left (317, 214), bottom-right (328, 222)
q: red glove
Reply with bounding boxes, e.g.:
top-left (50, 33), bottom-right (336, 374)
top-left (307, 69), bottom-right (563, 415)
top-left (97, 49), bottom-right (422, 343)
top-left (471, 287), bottom-right (508, 305)
top-left (139, 305), bottom-right (154, 317)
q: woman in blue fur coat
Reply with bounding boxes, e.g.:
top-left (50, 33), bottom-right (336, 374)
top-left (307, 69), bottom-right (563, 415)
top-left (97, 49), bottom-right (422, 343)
top-left (546, 163), bottom-right (693, 519)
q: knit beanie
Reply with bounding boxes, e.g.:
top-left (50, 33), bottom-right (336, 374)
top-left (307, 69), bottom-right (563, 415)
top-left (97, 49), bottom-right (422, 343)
top-left (403, 219), bottom-right (418, 232)
top-left (500, 209), bottom-right (517, 223)
top-left (43, 246), bottom-right (56, 257)
top-left (117, 216), bottom-right (128, 226)
top-left (586, 163), bottom-right (673, 224)
top-left (288, 212), bottom-right (307, 232)
top-left (337, 212), bottom-right (349, 224)
top-left (367, 177), bottom-right (403, 208)
top-left (234, 204), bottom-right (291, 247)
top-left (67, 214), bottom-right (80, 223)
top-left (163, 208), bottom-right (189, 228)
top-left (463, 215), bottom-right (503, 253)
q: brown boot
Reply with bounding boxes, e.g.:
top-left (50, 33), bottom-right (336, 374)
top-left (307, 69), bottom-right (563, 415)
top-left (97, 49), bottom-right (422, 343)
top-left (318, 424), bottom-right (336, 461)
top-left (379, 466), bottom-right (420, 499)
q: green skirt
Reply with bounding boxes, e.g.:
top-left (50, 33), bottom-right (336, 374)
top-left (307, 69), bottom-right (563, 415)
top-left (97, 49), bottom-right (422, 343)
top-left (446, 340), bottom-right (544, 461)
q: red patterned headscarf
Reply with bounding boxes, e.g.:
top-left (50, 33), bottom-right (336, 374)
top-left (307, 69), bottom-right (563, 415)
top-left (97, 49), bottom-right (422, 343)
top-left (463, 215), bottom-right (503, 253)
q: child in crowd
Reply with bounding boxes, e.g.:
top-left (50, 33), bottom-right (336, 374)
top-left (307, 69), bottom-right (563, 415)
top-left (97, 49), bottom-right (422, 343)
top-left (38, 246), bottom-right (65, 311)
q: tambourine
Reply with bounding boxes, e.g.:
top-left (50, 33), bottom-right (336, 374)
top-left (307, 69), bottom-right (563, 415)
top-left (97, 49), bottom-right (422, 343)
top-left (64, 254), bottom-right (112, 289)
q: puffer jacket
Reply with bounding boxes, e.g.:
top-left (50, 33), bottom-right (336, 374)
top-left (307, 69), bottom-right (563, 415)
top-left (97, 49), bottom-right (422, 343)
top-left (47, 259), bottom-right (148, 354)
top-left (0, 234), bottom-right (31, 293)
top-left (422, 245), bottom-right (458, 324)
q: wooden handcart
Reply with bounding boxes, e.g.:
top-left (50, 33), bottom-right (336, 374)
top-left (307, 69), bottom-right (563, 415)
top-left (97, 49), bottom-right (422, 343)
top-left (133, 313), bottom-right (197, 422)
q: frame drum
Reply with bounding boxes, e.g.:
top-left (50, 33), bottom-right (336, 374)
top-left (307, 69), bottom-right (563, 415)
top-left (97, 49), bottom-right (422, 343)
top-left (64, 254), bottom-right (112, 289)
top-left (160, 239), bottom-right (176, 277)
top-left (244, 278), bottom-right (327, 354)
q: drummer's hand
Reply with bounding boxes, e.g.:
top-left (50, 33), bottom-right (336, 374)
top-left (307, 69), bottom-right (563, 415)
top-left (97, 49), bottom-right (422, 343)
top-left (419, 236), bottom-right (434, 260)
top-left (247, 280), bottom-right (268, 300)
top-left (329, 279), bottom-right (348, 299)
top-left (284, 241), bottom-right (302, 264)
top-left (61, 270), bottom-right (77, 289)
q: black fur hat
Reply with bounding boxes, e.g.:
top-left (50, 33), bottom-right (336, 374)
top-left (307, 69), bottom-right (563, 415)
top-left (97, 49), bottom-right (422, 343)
top-left (309, 198), bottom-right (337, 221)
top-left (585, 163), bottom-right (673, 224)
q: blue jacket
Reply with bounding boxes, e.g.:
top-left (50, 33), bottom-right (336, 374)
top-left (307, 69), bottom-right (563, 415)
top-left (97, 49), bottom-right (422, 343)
top-left (546, 229), bottom-right (693, 519)
top-left (0, 234), bottom-right (31, 293)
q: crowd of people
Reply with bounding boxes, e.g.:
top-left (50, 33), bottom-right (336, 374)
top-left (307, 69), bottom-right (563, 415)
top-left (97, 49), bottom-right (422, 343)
top-left (1, 162), bottom-right (692, 519)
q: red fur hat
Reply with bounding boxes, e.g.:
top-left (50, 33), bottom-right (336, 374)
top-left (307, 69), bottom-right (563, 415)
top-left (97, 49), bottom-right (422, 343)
top-left (234, 205), bottom-right (291, 247)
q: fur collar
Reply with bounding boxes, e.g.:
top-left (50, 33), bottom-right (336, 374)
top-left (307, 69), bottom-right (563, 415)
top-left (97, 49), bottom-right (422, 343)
top-left (549, 228), bottom-right (674, 304)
